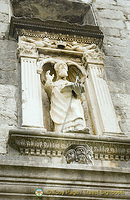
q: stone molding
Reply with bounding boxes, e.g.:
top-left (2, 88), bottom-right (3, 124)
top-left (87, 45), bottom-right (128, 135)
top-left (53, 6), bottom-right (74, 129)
top-left (0, 162), bottom-right (129, 199)
top-left (9, 129), bottom-right (130, 162)
top-left (9, 17), bottom-right (103, 46)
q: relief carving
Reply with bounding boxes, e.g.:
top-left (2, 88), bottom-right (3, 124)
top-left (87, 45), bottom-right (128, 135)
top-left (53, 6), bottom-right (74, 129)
top-left (18, 36), bottom-right (38, 57)
top-left (64, 145), bottom-right (93, 165)
top-left (18, 35), bottom-right (104, 62)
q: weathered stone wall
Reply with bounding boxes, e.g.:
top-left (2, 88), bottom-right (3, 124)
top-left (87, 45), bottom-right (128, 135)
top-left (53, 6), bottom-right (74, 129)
top-left (93, 0), bottom-right (130, 135)
top-left (0, 0), bottom-right (17, 153)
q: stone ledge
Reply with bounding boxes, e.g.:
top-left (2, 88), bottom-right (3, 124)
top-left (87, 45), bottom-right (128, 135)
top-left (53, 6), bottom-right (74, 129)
top-left (9, 128), bottom-right (130, 162)
top-left (0, 155), bottom-right (130, 174)
top-left (9, 17), bottom-right (103, 42)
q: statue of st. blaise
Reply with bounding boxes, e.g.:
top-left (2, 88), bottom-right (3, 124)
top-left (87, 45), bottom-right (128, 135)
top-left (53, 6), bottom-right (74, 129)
top-left (45, 61), bottom-right (86, 132)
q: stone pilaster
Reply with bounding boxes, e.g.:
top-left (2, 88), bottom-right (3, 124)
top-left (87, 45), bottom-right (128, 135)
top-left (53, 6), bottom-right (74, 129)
top-left (83, 52), bottom-right (122, 135)
top-left (18, 37), bottom-right (45, 129)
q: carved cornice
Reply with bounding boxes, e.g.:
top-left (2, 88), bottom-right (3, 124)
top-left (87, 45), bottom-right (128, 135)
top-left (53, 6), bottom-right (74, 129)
top-left (9, 17), bottom-right (103, 46)
top-left (9, 129), bottom-right (130, 162)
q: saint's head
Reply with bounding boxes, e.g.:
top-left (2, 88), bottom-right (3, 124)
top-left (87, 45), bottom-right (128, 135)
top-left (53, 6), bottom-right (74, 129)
top-left (54, 61), bottom-right (68, 79)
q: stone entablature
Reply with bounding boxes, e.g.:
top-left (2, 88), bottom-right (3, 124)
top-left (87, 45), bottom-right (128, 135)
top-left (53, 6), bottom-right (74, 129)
top-left (9, 129), bottom-right (129, 163)
top-left (9, 17), bottom-right (103, 43)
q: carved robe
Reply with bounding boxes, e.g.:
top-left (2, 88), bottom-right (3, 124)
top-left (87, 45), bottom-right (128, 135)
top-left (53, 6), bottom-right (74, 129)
top-left (45, 79), bottom-right (86, 132)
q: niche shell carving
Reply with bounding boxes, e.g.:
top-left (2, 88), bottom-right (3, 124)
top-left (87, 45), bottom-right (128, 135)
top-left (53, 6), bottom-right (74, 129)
top-left (64, 145), bottom-right (93, 165)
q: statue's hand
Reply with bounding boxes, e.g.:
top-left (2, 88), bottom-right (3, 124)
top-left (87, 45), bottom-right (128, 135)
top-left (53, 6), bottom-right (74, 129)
top-left (46, 70), bottom-right (54, 82)
top-left (61, 84), bottom-right (73, 93)
top-left (72, 82), bottom-right (85, 97)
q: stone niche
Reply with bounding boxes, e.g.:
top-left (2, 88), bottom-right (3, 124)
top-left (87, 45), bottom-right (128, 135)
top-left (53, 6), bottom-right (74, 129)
top-left (9, 16), bottom-right (122, 136)
top-left (8, 15), bottom-right (127, 158)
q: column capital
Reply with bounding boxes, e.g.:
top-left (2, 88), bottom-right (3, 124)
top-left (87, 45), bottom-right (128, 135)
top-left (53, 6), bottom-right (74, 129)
top-left (17, 36), bottom-right (38, 60)
top-left (82, 49), bottom-right (104, 67)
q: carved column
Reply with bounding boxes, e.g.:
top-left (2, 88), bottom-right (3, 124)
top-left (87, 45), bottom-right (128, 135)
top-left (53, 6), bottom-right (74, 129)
top-left (83, 51), bottom-right (121, 135)
top-left (18, 37), bottom-right (45, 128)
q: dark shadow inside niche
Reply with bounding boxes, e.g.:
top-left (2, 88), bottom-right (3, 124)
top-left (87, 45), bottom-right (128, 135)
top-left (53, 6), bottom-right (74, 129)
top-left (11, 0), bottom-right (97, 26)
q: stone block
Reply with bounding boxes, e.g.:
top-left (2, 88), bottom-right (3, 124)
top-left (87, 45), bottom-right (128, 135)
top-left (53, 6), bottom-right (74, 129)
top-left (0, 23), bottom-right (9, 38)
top-left (107, 81), bottom-right (127, 94)
top-left (95, 0), bottom-right (116, 5)
top-left (124, 58), bottom-right (130, 69)
top-left (119, 119), bottom-right (130, 135)
top-left (0, 40), bottom-right (17, 85)
top-left (99, 18), bottom-right (125, 29)
top-left (103, 36), bottom-right (127, 47)
top-left (0, 85), bottom-right (16, 98)
top-left (0, 13), bottom-right (9, 23)
top-left (102, 27), bottom-right (120, 37)
top-left (111, 94), bottom-right (130, 108)
top-left (0, 39), bottom-right (17, 53)
top-left (0, 0), bottom-right (8, 3)
top-left (110, 93), bottom-right (130, 134)
top-left (69, 0), bottom-right (92, 3)
top-left (94, 3), bottom-right (120, 10)
top-left (0, 139), bottom-right (7, 153)
top-left (0, 70), bottom-right (17, 85)
top-left (120, 29), bottom-right (130, 38)
top-left (117, 0), bottom-right (130, 7)
top-left (103, 45), bottom-right (129, 58)
top-left (0, 93), bottom-right (17, 127)
top-left (104, 56), bottom-right (125, 68)
top-left (126, 21), bottom-right (130, 30)
top-left (0, 114), bottom-right (17, 127)
top-left (98, 9), bottom-right (124, 20)
top-left (0, 127), bottom-right (9, 139)
top-left (0, 127), bottom-right (9, 154)
top-left (123, 7), bottom-right (130, 14)
top-left (105, 65), bottom-right (129, 83)
top-left (0, 2), bottom-right (9, 14)
top-left (0, 97), bottom-right (16, 113)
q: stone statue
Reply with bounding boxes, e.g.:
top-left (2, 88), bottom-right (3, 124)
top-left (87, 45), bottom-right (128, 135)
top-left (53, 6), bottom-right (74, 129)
top-left (45, 61), bottom-right (86, 132)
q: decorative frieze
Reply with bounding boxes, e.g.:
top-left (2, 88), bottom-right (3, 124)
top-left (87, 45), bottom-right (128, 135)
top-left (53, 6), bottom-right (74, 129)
top-left (9, 17), bottom-right (103, 46)
top-left (9, 130), bottom-right (130, 162)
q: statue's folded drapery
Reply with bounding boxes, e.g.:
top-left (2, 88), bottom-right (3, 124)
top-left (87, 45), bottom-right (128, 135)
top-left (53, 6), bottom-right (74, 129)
top-left (46, 79), bottom-right (86, 132)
